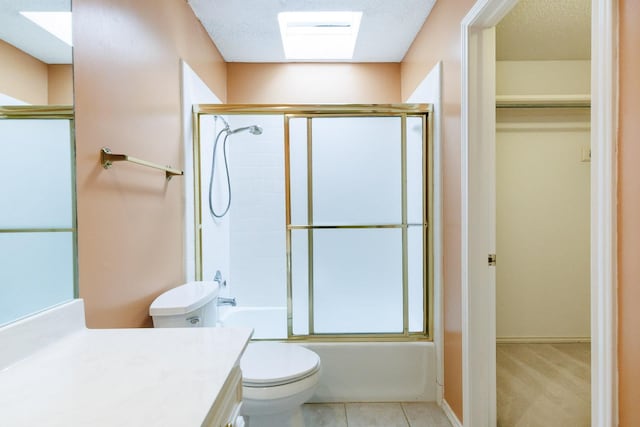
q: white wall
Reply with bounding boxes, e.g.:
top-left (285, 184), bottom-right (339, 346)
top-left (496, 60), bottom-right (590, 97)
top-left (228, 115), bottom-right (287, 308)
top-left (496, 60), bottom-right (591, 341)
top-left (199, 115), bottom-right (233, 290)
top-left (181, 61), bottom-right (228, 286)
top-left (0, 93), bottom-right (28, 105)
top-left (406, 61), bottom-right (443, 401)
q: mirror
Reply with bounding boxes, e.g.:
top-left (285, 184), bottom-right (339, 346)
top-left (0, 0), bottom-right (75, 326)
top-left (0, 0), bottom-right (73, 106)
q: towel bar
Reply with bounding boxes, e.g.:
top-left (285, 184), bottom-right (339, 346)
top-left (100, 147), bottom-right (183, 180)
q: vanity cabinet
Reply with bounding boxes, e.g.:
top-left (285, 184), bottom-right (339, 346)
top-left (0, 300), bottom-right (253, 427)
top-left (204, 366), bottom-right (243, 427)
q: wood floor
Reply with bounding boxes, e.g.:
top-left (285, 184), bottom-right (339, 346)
top-left (497, 343), bottom-right (590, 427)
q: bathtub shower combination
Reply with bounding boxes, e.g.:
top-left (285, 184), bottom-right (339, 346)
top-left (193, 105), bottom-right (437, 402)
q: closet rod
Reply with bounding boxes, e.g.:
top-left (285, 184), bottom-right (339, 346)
top-left (100, 147), bottom-right (183, 180)
top-left (496, 95), bottom-right (591, 109)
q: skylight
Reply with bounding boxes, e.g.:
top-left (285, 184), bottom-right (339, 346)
top-left (20, 11), bottom-right (73, 47)
top-left (278, 11), bottom-right (362, 60)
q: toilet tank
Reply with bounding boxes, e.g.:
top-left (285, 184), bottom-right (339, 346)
top-left (149, 281), bottom-right (219, 328)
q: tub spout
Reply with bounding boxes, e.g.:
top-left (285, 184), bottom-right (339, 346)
top-left (217, 297), bottom-right (237, 307)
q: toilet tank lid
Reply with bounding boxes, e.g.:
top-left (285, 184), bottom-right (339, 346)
top-left (149, 281), bottom-right (219, 317)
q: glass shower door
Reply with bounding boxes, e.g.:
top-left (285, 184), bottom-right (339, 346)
top-left (287, 114), bottom-right (427, 337)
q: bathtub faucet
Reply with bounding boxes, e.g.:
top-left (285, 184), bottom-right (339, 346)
top-left (217, 297), bottom-right (237, 307)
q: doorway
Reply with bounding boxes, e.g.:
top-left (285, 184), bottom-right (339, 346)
top-left (494, 2), bottom-right (591, 425)
top-left (460, 0), bottom-right (617, 426)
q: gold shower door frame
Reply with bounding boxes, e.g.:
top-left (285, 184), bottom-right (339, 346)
top-left (193, 104), bottom-right (433, 341)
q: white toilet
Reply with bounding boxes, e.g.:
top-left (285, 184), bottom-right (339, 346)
top-left (149, 281), bottom-right (321, 427)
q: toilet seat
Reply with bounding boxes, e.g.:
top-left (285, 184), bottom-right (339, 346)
top-left (241, 342), bottom-right (321, 388)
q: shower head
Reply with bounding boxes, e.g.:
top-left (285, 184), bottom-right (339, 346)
top-left (229, 125), bottom-right (263, 135)
top-left (214, 116), bottom-right (263, 136)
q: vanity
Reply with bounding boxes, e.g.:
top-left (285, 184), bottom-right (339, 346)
top-left (0, 300), bottom-right (252, 427)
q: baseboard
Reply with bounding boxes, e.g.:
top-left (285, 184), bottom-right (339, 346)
top-left (440, 399), bottom-right (463, 427)
top-left (496, 336), bottom-right (591, 344)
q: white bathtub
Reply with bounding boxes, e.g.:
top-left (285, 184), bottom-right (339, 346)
top-left (219, 306), bottom-right (437, 402)
top-left (219, 306), bottom-right (287, 339)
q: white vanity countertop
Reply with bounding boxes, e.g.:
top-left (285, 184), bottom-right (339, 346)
top-left (0, 301), bottom-right (253, 427)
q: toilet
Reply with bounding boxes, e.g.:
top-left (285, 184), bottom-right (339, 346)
top-left (149, 281), bottom-right (321, 427)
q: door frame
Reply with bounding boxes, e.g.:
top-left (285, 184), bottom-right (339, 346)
top-left (460, 0), bottom-right (618, 426)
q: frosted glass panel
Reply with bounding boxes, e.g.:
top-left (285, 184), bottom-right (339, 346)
top-left (313, 229), bottom-right (403, 333)
top-left (408, 226), bottom-right (425, 332)
top-left (407, 116), bottom-right (424, 224)
top-left (0, 119), bottom-right (73, 229)
top-left (291, 230), bottom-right (309, 335)
top-left (312, 117), bottom-right (401, 224)
top-left (289, 118), bottom-right (308, 225)
top-left (0, 232), bottom-right (74, 325)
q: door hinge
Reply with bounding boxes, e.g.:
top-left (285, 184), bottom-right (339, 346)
top-left (488, 253), bottom-right (496, 266)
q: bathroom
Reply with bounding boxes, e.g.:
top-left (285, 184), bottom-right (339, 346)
top-left (0, 0), bottom-right (632, 426)
top-left (1, 0), bottom-right (442, 425)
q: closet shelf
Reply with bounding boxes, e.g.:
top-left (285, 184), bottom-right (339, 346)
top-left (496, 94), bottom-right (591, 109)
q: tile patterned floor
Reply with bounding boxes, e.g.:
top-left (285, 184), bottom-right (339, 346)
top-left (302, 402), bottom-right (453, 427)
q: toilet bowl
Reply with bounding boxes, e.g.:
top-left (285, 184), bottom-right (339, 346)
top-left (149, 282), bottom-right (320, 427)
top-left (240, 342), bottom-right (320, 427)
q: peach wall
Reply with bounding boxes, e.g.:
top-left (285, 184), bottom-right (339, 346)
top-left (618, 0), bottom-right (640, 424)
top-left (0, 40), bottom-right (47, 104)
top-left (73, 0), bottom-right (226, 327)
top-left (401, 0), bottom-right (476, 421)
top-left (47, 65), bottom-right (74, 105)
top-left (227, 63), bottom-right (400, 104)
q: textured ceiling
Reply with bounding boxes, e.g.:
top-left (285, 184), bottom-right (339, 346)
top-left (497, 0), bottom-right (591, 61)
top-left (0, 0), bottom-right (71, 64)
top-left (188, 0), bottom-right (436, 63)
top-left (0, 0), bottom-right (590, 66)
